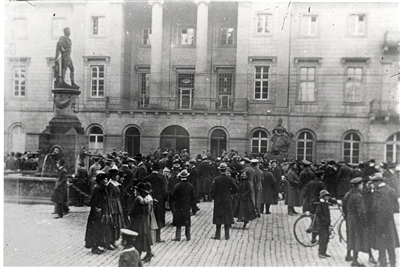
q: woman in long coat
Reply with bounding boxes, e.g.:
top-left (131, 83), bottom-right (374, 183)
top-left (107, 168), bottom-right (124, 249)
top-left (128, 182), bottom-right (153, 262)
top-left (51, 159), bottom-right (68, 218)
top-left (286, 161), bottom-right (300, 215)
top-left (261, 165), bottom-right (275, 214)
top-left (237, 172), bottom-right (257, 229)
top-left (84, 172), bottom-right (110, 254)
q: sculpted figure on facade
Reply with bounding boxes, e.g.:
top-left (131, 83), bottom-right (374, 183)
top-left (270, 118), bottom-right (293, 155)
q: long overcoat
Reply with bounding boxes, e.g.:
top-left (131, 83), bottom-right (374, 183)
top-left (243, 166), bottom-right (256, 205)
top-left (336, 164), bottom-right (352, 199)
top-left (270, 166), bottom-right (282, 204)
top-left (253, 166), bottom-right (264, 209)
top-left (198, 160), bottom-right (213, 195)
top-left (286, 169), bottom-right (300, 207)
top-left (84, 183), bottom-right (110, 248)
top-left (342, 188), bottom-right (369, 252)
top-left (51, 166), bottom-right (68, 204)
top-left (371, 184), bottom-right (400, 250)
top-left (172, 180), bottom-right (196, 227)
top-left (210, 174), bottom-right (239, 225)
top-left (128, 196), bottom-right (152, 253)
top-left (302, 179), bottom-right (326, 213)
top-left (298, 167), bottom-right (315, 206)
top-left (261, 170), bottom-right (275, 205)
top-left (237, 179), bottom-right (257, 222)
top-left (143, 172), bottom-right (168, 229)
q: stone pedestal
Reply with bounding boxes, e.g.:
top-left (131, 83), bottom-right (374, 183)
top-left (38, 88), bottom-right (87, 174)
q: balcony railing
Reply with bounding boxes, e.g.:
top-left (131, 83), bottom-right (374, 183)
top-left (104, 96), bottom-right (249, 112)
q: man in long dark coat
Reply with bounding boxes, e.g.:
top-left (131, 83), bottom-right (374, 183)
top-left (210, 163), bottom-right (239, 240)
top-left (251, 159), bottom-right (263, 216)
top-left (198, 156), bottom-right (213, 201)
top-left (286, 160), bottom-right (300, 215)
top-left (143, 162), bottom-right (168, 243)
top-left (324, 160), bottom-right (338, 198)
top-left (260, 164), bottom-right (275, 214)
top-left (188, 159), bottom-right (200, 215)
top-left (51, 159), bottom-right (69, 218)
top-left (298, 160), bottom-right (315, 212)
top-left (342, 177), bottom-right (368, 266)
top-left (302, 169), bottom-right (326, 214)
top-left (171, 170), bottom-right (196, 241)
top-left (270, 160), bottom-right (282, 203)
top-left (370, 173), bottom-right (399, 267)
top-left (336, 159), bottom-right (352, 199)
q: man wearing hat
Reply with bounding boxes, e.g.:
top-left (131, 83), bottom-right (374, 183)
top-left (298, 159), bottom-right (315, 212)
top-left (380, 162), bottom-right (397, 193)
top-left (270, 159), bottom-right (283, 203)
top-left (167, 163), bottom-right (182, 213)
top-left (286, 160), bottom-right (301, 215)
top-left (302, 169), bottom-right (326, 214)
top-left (370, 173), bottom-right (399, 267)
top-left (188, 159), bottom-right (200, 215)
top-left (133, 154), bottom-right (148, 181)
top-left (88, 155), bottom-right (102, 190)
top-left (118, 229), bottom-right (142, 267)
top-left (251, 158), bottom-right (263, 216)
top-left (336, 159), bottom-right (352, 199)
top-left (342, 177), bottom-right (368, 266)
top-left (73, 161), bottom-right (89, 206)
top-left (324, 160), bottom-right (338, 198)
top-left (171, 169), bottom-right (196, 241)
top-left (242, 157), bottom-right (256, 208)
top-left (210, 163), bottom-right (239, 240)
top-left (198, 155), bottom-right (213, 202)
top-left (51, 159), bottom-right (69, 218)
top-left (143, 162), bottom-right (168, 243)
top-left (363, 159), bottom-right (378, 179)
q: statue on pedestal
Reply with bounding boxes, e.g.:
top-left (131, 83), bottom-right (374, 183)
top-left (54, 27), bottom-right (79, 89)
top-left (270, 118), bottom-right (293, 156)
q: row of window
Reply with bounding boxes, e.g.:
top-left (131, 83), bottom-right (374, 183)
top-left (10, 124), bottom-right (399, 165)
top-left (11, 63), bottom-right (367, 105)
top-left (12, 13), bottom-right (367, 42)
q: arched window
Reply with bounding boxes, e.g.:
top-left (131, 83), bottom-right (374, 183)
top-left (160, 125), bottom-right (189, 153)
top-left (343, 132), bottom-right (361, 164)
top-left (297, 131), bottom-right (314, 161)
top-left (210, 129), bottom-right (227, 158)
top-left (251, 130), bottom-right (268, 154)
top-left (89, 126), bottom-right (104, 154)
top-left (125, 127), bottom-right (141, 156)
top-left (11, 125), bottom-right (26, 153)
top-left (385, 132), bottom-right (400, 163)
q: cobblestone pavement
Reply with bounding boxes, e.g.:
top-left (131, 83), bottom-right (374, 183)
top-left (4, 200), bottom-right (400, 267)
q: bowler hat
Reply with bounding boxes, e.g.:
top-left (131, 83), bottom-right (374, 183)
top-left (350, 177), bottom-right (363, 184)
top-left (134, 153), bottom-right (143, 160)
top-left (95, 172), bottom-right (108, 182)
top-left (301, 159), bottom-right (311, 166)
top-left (178, 169), bottom-right (190, 179)
top-left (370, 172), bottom-right (384, 182)
top-left (173, 163), bottom-right (181, 169)
top-left (108, 168), bottom-right (119, 175)
top-left (314, 170), bottom-right (325, 177)
top-left (152, 162), bottom-right (161, 170)
top-left (163, 167), bottom-right (171, 173)
top-left (319, 189), bottom-right (331, 199)
top-left (288, 159), bottom-right (297, 165)
top-left (135, 182), bottom-right (149, 194)
top-left (121, 229), bottom-right (138, 241)
top-left (218, 163), bottom-right (228, 170)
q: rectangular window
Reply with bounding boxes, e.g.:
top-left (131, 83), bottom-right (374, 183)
top-left (91, 65), bottom-right (105, 97)
top-left (52, 18), bottom-right (65, 39)
top-left (345, 67), bottom-right (363, 102)
top-left (218, 73), bottom-right (233, 109)
top-left (220, 28), bottom-right (234, 45)
top-left (349, 14), bottom-right (365, 36)
top-left (256, 14), bottom-right (272, 34)
top-left (140, 73), bottom-right (150, 107)
top-left (92, 16), bottom-right (105, 36)
top-left (13, 67), bottom-right (26, 97)
top-left (178, 74), bottom-right (194, 109)
top-left (254, 66), bottom-right (269, 100)
top-left (301, 15), bottom-right (318, 36)
top-left (13, 18), bottom-right (27, 39)
top-left (299, 67), bottom-right (315, 101)
top-left (142, 28), bottom-right (152, 45)
top-left (180, 28), bottom-right (195, 45)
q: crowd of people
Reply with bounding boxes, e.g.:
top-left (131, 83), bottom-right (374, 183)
top-left (47, 147), bottom-right (399, 267)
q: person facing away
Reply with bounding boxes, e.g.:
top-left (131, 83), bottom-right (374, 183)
top-left (118, 229), bottom-right (143, 267)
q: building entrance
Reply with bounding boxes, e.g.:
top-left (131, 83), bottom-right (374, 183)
top-left (160, 125), bottom-right (189, 153)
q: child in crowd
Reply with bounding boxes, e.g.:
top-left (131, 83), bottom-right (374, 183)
top-left (118, 229), bottom-right (142, 267)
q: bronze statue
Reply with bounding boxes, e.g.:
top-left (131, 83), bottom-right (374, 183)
top-left (270, 118), bottom-right (293, 155)
top-left (55, 27), bottom-right (79, 89)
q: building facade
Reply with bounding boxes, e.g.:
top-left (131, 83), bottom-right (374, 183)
top-left (4, 1), bottom-right (400, 165)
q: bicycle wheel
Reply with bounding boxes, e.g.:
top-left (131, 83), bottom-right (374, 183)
top-left (293, 214), bottom-right (319, 247)
top-left (338, 217), bottom-right (347, 243)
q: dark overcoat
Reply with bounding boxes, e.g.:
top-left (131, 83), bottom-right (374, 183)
top-left (302, 179), bottom-right (326, 213)
top-left (172, 180), bottom-right (196, 227)
top-left (188, 166), bottom-right (199, 201)
top-left (270, 166), bottom-right (282, 204)
top-left (253, 166), bottom-right (264, 208)
top-left (143, 172), bottom-right (168, 229)
top-left (198, 160), bottom-right (213, 195)
top-left (128, 196), bottom-right (152, 253)
top-left (286, 169), bottom-right (300, 207)
top-left (85, 183), bottom-right (110, 248)
top-left (336, 164), bottom-right (352, 199)
top-left (342, 188), bottom-right (369, 252)
top-left (324, 165), bottom-right (337, 198)
top-left (371, 184), bottom-right (400, 250)
top-left (243, 166), bottom-right (256, 205)
top-left (51, 166), bottom-right (68, 204)
top-left (210, 174), bottom-right (239, 225)
top-left (237, 179), bottom-right (257, 222)
top-left (298, 167), bottom-right (315, 205)
top-left (261, 170), bottom-right (275, 205)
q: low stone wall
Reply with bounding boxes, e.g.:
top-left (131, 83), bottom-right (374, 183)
top-left (4, 174), bottom-right (82, 205)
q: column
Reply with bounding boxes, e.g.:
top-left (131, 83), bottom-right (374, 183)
top-left (149, 0), bottom-right (164, 104)
top-left (195, 0), bottom-right (210, 103)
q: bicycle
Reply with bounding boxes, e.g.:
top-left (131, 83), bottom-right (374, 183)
top-left (293, 203), bottom-right (346, 247)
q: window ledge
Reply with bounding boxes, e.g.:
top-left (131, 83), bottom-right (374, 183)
top-left (295, 101), bottom-right (317, 105)
top-left (87, 98), bottom-right (106, 101)
top-left (249, 99), bottom-right (273, 104)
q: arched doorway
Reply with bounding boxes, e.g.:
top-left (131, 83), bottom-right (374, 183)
top-left (88, 126), bottom-right (104, 154)
top-left (160, 125), bottom-right (190, 152)
top-left (210, 129), bottom-right (227, 158)
top-left (125, 127), bottom-right (141, 155)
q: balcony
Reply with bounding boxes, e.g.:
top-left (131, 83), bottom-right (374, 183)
top-left (104, 96), bottom-right (249, 113)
